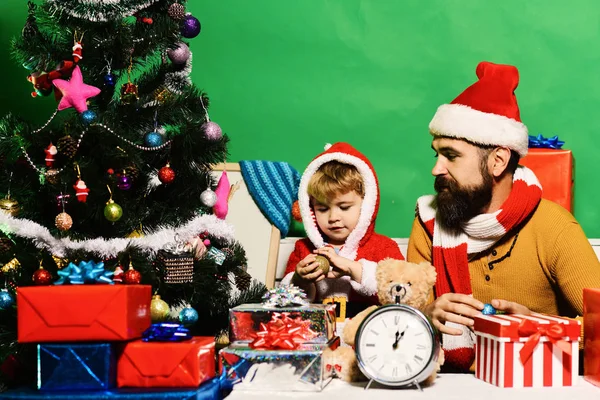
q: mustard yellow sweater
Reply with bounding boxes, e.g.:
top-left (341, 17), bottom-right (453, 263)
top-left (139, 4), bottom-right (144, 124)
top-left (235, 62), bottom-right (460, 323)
top-left (407, 199), bottom-right (600, 339)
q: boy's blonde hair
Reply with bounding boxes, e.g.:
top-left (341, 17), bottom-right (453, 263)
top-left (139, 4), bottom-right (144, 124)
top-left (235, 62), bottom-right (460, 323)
top-left (307, 161), bottom-right (364, 205)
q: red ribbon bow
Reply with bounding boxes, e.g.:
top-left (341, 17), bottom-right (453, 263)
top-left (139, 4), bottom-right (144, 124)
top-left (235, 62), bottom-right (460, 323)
top-left (517, 319), bottom-right (572, 365)
top-left (326, 364), bottom-right (342, 373)
top-left (249, 312), bottom-right (317, 350)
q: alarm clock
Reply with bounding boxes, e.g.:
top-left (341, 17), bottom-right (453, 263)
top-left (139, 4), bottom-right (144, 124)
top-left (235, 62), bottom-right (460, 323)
top-left (354, 302), bottom-right (439, 389)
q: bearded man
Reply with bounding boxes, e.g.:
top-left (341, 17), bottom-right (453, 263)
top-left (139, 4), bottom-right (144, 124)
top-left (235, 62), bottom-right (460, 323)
top-left (407, 61), bottom-right (600, 372)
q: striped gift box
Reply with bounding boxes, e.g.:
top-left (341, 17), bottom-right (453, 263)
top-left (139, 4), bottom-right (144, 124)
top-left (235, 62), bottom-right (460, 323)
top-left (474, 313), bottom-right (580, 388)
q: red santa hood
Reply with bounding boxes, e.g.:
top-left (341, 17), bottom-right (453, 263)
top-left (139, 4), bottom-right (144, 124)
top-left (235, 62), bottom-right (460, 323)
top-left (298, 142), bottom-right (380, 260)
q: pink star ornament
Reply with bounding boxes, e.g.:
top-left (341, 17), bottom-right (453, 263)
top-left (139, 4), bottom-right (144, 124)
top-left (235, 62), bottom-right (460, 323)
top-left (52, 65), bottom-right (101, 113)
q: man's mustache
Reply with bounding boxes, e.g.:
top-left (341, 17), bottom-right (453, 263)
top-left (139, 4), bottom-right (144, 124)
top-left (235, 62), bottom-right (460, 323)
top-left (434, 176), bottom-right (455, 192)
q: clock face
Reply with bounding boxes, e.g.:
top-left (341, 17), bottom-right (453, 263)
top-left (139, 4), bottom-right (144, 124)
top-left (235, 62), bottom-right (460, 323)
top-left (355, 305), bottom-right (436, 386)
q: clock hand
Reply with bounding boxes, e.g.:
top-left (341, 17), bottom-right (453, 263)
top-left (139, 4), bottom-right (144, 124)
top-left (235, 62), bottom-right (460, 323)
top-left (392, 326), bottom-right (408, 349)
top-left (392, 330), bottom-right (400, 349)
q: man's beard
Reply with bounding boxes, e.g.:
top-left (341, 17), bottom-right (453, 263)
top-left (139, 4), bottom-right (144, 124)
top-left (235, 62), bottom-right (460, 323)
top-left (434, 170), bottom-right (493, 232)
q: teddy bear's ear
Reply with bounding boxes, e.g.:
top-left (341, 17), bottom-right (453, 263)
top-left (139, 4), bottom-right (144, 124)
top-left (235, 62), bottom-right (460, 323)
top-left (420, 261), bottom-right (437, 287)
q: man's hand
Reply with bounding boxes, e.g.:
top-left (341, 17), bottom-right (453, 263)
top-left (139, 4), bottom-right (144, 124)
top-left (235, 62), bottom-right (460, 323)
top-left (491, 299), bottom-right (531, 315)
top-left (292, 254), bottom-right (326, 284)
top-left (423, 293), bottom-right (484, 335)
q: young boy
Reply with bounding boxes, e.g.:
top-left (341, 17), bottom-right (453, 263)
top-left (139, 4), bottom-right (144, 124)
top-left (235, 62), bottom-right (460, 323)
top-left (280, 142), bottom-right (404, 323)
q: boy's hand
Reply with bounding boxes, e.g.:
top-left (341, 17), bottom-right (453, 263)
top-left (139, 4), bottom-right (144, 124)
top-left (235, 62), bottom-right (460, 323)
top-left (293, 254), bottom-right (326, 283)
top-left (313, 247), bottom-right (362, 283)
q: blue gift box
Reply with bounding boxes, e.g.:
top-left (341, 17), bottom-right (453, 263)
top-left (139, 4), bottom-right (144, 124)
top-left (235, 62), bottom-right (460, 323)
top-left (0, 375), bottom-right (229, 399)
top-left (37, 343), bottom-right (115, 391)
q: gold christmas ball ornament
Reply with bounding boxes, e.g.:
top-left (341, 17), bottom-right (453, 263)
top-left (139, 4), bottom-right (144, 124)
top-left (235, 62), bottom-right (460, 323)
top-left (314, 255), bottom-right (330, 275)
top-left (104, 199), bottom-right (123, 222)
top-left (127, 228), bottom-right (145, 238)
top-left (150, 294), bottom-right (170, 322)
top-left (0, 195), bottom-right (20, 217)
top-left (55, 212), bottom-right (73, 231)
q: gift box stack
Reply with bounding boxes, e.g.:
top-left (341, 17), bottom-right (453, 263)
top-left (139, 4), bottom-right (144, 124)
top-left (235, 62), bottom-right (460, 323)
top-left (219, 286), bottom-right (339, 392)
top-left (521, 134), bottom-right (573, 213)
top-left (473, 313), bottom-right (580, 388)
top-left (0, 261), bottom-right (224, 400)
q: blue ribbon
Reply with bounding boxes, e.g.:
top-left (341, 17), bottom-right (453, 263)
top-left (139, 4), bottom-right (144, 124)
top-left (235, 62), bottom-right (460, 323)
top-left (528, 134), bottom-right (565, 149)
top-left (55, 261), bottom-right (114, 285)
top-left (142, 323), bottom-right (192, 342)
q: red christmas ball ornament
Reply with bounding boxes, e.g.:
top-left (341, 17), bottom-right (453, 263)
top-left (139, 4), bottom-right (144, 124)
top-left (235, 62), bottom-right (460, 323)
top-left (123, 264), bottom-right (141, 284)
top-left (32, 266), bottom-right (53, 285)
top-left (158, 163), bottom-right (175, 184)
top-left (107, 168), bottom-right (114, 175)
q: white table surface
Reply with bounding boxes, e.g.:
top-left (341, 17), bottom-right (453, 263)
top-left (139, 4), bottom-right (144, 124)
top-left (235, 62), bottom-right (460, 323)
top-left (226, 374), bottom-right (598, 400)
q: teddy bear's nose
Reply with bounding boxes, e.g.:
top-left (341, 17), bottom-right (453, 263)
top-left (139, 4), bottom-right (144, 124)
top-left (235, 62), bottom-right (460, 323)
top-left (390, 284), bottom-right (407, 303)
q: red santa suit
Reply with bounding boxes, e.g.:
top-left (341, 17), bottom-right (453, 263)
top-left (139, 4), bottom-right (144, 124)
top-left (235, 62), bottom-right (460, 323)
top-left (281, 142), bottom-right (404, 321)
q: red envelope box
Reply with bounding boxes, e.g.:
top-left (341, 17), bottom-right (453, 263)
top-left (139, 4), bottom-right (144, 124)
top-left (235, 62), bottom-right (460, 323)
top-left (17, 285), bottom-right (151, 343)
top-left (117, 337), bottom-right (215, 388)
top-left (520, 148), bottom-right (573, 213)
top-left (584, 288), bottom-right (600, 387)
top-left (473, 313), bottom-right (580, 388)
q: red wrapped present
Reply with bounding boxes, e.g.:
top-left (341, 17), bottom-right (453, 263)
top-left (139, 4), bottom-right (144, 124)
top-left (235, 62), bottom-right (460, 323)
top-left (473, 313), bottom-right (580, 388)
top-left (17, 285), bottom-right (151, 343)
top-left (520, 148), bottom-right (573, 212)
top-left (117, 337), bottom-right (215, 388)
top-left (584, 288), bottom-right (600, 387)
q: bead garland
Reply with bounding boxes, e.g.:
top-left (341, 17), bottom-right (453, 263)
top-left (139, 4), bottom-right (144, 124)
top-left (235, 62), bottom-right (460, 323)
top-left (92, 123), bottom-right (172, 151)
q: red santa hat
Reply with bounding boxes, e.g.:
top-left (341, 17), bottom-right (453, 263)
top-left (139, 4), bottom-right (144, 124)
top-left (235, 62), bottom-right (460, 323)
top-left (428, 61), bottom-right (529, 157)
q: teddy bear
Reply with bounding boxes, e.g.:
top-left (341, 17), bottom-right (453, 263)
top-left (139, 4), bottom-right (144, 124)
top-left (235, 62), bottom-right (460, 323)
top-left (323, 258), bottom-right (444, 385)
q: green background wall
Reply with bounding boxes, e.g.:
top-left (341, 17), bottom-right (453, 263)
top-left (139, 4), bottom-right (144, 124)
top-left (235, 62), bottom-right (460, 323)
top-left (2, 0), bottom-right (599, 238)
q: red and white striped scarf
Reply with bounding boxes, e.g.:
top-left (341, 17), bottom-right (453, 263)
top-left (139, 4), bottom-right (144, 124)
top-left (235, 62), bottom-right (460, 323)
top-left (416, 166), bottom-right (542, 370)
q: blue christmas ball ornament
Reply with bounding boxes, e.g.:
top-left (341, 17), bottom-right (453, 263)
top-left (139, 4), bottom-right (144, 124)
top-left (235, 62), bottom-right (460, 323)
top-left (179, 307), bottom-right (199, 326)
top-left (482, 303), bottom-right (497, 315)
top-left (104, 73), bottom-right (116, 87)
top-left (0, 290), bottom-right (15, 310)
top-left (81, 110), bottom-right (97, 125)
top-left (144, 131), bottom-right (164, 147)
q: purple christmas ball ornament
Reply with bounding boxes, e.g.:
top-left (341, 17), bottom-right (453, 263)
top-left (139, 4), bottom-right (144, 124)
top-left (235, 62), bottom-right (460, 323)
top-left (167, 42), bottom-right (190, 65)
top-left (117, 175), bottom-right (132, 190)
top-left (202, 121), bottom-right (222, 140)
top-left (181, 15), bottom-right (201, 38)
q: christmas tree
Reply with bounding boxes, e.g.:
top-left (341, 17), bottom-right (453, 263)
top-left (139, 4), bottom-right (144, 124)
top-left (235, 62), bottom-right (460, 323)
top-left (0, 0), bottom-right (265, 388)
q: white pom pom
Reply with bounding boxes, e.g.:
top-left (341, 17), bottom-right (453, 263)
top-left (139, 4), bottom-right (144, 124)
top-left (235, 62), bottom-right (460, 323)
top-left (324, 143), bottom-right (332, 151)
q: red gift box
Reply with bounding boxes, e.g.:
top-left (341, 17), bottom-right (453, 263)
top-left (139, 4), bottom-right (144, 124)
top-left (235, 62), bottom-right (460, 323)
top-left (473, 313), bottom-right (580, 388)
top-left (17, 285), bottom-right (151, 343)
top-left (520, 148), bottom-right (573, 212)
top-left (117, 337), bottom-right (215, 388)
top-left (584, 288), bottom-right (600, 387)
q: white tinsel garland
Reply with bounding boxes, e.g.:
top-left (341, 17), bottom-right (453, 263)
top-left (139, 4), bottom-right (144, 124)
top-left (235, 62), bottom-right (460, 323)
top-left (165, 53), bottom-right (193, 95)
top-left (48, 0), bottom-right (160, 22)
top-left (0, 212), bottom-right (235, 258)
